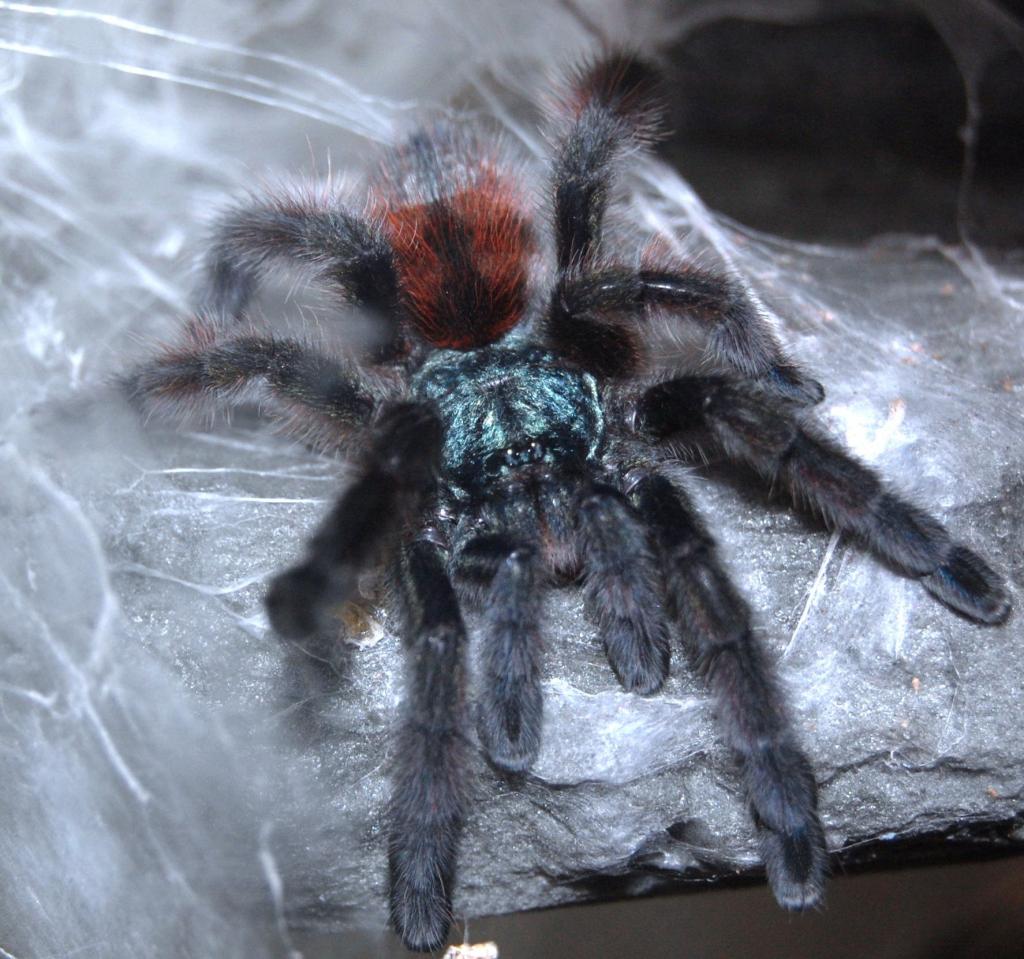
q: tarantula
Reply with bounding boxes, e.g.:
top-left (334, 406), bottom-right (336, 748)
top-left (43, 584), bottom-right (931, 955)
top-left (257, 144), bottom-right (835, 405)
top-left (127, 52), bottom-right (1011, 953)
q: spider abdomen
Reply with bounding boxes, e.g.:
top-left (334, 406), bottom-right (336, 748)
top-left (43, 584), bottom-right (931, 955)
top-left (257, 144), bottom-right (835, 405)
top-left (375, 126), bottom-right (534, 349)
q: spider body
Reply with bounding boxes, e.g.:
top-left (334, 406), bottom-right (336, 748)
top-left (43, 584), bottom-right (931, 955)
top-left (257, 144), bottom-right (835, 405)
top-left (127, 51), bottom-right (1011, 953)
top-left (412, 346), bottom-right (603, 500)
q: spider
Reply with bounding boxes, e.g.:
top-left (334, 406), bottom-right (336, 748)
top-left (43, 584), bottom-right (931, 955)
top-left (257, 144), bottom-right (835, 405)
top-left (126, 51), bottom-right (1012, 953)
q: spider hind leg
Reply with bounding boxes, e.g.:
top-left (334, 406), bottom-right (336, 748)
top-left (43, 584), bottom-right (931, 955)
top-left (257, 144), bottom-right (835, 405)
top-left (122, 319), bottom-right (375, 450)
top-left (548, 51), bottom-right (664, 270)
top-left (196, 188), bottom-right (400, 336)
top-left (547, 266), bottom-right (824, 405)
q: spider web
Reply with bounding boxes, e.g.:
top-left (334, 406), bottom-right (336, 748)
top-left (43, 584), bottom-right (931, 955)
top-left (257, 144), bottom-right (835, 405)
top-left (0, 1), bottom-right (1021, 957)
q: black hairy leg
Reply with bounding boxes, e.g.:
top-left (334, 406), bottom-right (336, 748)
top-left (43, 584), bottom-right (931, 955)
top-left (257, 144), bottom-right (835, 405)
top-left (389, 538), bottom-right (469, 954)
top-left (547, 266), bottom-right (824, 404)
top-left (544, 54), bottom-right (819, 403)
top-left (265, 402), bottom-right (442, 639)
top-left (639, 377), bottom-right (1011, 624)
top-left (577, 483), bottom-right (672, 695)
top-left (453, 533), bottom-right (544, 773)
top-left (197, 189), bottom-right (400, 345)
top-left (548, 52), bottom-right (663, 271)
top-left (631, 470), bottom-right (828, 908)
top-left (123, 320), bottom-right (375, 446)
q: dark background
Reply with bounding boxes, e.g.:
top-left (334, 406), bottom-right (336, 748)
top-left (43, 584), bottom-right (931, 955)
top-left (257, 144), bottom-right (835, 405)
top-left (658, 3), bottom-right (1024, 246)
top-left (300, 856), bottom-right (1024, 957)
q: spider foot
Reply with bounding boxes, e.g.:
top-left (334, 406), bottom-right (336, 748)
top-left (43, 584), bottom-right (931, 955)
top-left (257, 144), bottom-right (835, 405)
top-left (389, 881), bottom-right (452, 953)
top-left (477, 681), bottom-right (543, 774)
top-left (604, 624), bottom-right (671, 695)
top-left (389, 833), bottom-right (458, 953)
top-left (468, 544), bottom-right (545, 773)
top-left (760, 823), bottom-right (828, 911)
top-left (921, 544), bottom-right (1012, 625)
top-left (265, 563), bottom-right (340, 639)
top-left (578, 487), bottom-right (673, 695)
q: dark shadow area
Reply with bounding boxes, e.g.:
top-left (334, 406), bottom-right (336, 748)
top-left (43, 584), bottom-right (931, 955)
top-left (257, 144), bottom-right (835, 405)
top-left (297, 853), bottom-right (1024, 958)
top-left (659, 4), bottom-right (1024, 245)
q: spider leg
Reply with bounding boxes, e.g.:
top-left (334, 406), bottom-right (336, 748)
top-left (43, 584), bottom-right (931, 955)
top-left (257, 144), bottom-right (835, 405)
top-left (630, 469), bottom-right (827, 908)
top-left (548, 266), bottom-right (824, 405)
top-left (453, 533), bottom-right (544, 773)
top-left (389, 537), bottom-right (469, 953)
top-left (576, 483), bottom-right (673, 695)
top-left (123, 319), bottom-right (375, 445)
top-left (265, 401), bottom-right (442, 638)
top-left (639, 377), bottom-right (1012, 624)
top-left (197, 189), bottom-right (400, 342)
top-left (548, 51), bottom-right (663, 270)
top-left (545, 52), bottom-right (820, 405)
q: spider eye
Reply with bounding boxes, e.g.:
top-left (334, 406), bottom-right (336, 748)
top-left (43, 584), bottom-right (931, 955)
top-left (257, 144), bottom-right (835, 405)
top-left (483, 451), bottom-right (506, 477)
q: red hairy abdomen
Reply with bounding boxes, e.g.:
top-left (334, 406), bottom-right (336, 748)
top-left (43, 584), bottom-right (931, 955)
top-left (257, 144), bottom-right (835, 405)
top-left (383, 171), bottom-right (533, 349)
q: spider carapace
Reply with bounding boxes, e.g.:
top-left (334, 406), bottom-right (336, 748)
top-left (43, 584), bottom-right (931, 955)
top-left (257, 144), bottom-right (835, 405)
top-left (128, 51), bottom-right (1011, 953)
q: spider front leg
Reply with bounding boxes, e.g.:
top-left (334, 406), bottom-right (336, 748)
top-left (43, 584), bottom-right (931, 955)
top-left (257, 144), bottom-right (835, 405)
top-left (265, 401), bottom-right (443, 638)
top-left (547, 266), bottom-right (824, 405)
top-left (631, 470), bottom-right (828, 908)
top-left (390, 538), bottom-right (470, 953)
top-left (576, 483), bottom-right (673, 695)
top-left (453, 533), bottom-right (544, 773)
top-left (639, 377), bottom-right (1011, 623)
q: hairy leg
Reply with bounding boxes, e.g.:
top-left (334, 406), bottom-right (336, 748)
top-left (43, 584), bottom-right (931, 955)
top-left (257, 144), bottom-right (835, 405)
top-left (547, 266), bottom-right (823, 404)
top-left (123, 318), bottom-right (375, 446)
top-left (265, 402), bottom-right (442, 638)
top-left (389, 538), bottom-right (469, 953)
top-left (547, 51), bottom-right (663, 270)
top-left (544, 52), bottom-right (819, 404)
top-left (576, 482), bottom-right (672, 695)
top-left (197, 188), bottom-right (400, 343)
top-left (453, 533), bottom-right (544, 773)
top-left (631, 469), bottom-right (828, 908)
top-left (639, 376), bottom-right (1011, 623)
